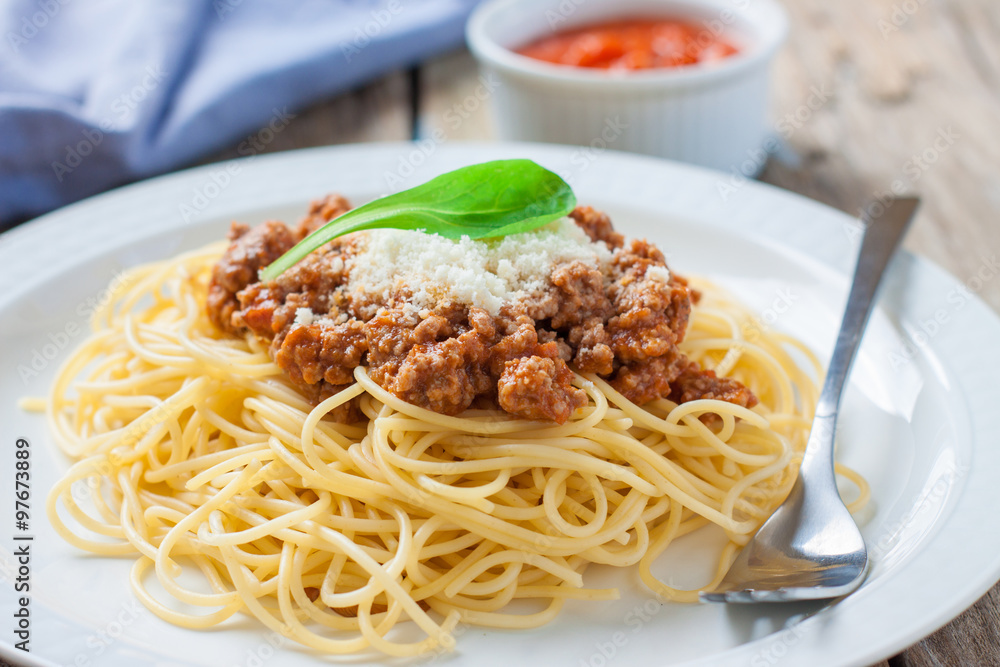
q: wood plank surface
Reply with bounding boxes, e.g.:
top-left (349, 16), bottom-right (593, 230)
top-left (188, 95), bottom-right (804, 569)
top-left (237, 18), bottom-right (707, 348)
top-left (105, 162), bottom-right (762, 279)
top-left (198, 71), bottom-right (412, 165)
top-left (417, 50), bottom-right (496, 142)
top-left (767, 0), bottom-right (1000, 313)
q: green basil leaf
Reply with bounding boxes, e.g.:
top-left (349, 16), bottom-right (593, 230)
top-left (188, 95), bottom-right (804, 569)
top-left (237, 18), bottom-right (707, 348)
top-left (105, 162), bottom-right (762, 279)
top-left (259, 159), bottom-right (576, 282)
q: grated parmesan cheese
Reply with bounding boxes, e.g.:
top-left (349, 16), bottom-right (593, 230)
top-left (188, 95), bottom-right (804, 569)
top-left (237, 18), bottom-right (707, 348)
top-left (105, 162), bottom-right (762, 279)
top-left (345, 217), bottom-right (615, 315)
top-left (293, 307), bottom-right (315, 327)
top-left (646, 265), bottom-right (671, 283)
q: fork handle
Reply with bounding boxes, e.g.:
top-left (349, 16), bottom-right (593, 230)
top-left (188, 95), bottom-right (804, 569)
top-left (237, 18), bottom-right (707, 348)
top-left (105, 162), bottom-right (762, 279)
top-left (800, 197), bottom-right (919, 478)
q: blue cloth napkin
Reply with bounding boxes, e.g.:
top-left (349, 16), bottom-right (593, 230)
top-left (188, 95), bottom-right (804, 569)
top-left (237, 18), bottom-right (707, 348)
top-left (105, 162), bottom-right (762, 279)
top-left (0, 0), bottom-right (479, 224)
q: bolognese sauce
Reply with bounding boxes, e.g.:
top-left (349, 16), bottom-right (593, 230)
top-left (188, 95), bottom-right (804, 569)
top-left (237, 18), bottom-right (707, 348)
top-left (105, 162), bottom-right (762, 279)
top-left (207, 197), bottom-right (756, 424)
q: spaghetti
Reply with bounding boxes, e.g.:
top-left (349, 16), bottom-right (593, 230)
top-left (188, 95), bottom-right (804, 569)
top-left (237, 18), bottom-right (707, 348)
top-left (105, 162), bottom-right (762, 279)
top-left (41, 242), bottom-right (867, 657)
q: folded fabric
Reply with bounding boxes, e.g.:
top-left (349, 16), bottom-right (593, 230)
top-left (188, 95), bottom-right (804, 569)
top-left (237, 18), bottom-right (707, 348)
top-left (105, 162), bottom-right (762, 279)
top-left (0, 0), bottom-right (479, 225)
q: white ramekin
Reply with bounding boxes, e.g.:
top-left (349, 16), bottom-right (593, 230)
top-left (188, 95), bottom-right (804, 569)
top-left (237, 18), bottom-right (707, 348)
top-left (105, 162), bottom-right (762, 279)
top-left (466, 0), bottom-right (788, 172)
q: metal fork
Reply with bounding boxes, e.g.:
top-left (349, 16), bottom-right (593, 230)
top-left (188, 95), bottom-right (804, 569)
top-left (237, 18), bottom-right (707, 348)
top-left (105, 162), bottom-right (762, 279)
top-left (700, 196), bottom-right (920, 603)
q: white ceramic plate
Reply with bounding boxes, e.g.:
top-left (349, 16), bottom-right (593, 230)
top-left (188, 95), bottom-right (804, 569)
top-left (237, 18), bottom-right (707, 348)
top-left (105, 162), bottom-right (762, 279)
top-left (1, 143), bottom-right (998, 667)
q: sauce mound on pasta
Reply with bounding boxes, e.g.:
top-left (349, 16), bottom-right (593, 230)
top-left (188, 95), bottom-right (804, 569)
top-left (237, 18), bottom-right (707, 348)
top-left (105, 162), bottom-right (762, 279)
top-left (207, 197), bottom-right (757, 424)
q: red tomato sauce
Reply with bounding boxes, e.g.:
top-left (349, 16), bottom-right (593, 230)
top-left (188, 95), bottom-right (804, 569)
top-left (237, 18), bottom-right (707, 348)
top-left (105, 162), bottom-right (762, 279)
top-left (516, 19), bottom-right (739, 70)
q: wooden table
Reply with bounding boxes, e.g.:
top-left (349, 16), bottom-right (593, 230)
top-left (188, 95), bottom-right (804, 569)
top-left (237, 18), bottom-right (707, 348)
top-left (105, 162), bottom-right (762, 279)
top-left (195, 5), bottom-right (998, 664)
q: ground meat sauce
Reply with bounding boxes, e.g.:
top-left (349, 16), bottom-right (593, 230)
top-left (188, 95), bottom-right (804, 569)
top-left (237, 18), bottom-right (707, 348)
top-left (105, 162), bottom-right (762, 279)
top-left (207, 197), bottom-right (757, 424)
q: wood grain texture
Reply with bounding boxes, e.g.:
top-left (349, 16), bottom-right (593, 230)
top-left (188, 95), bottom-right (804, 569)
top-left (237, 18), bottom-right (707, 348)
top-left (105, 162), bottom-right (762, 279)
top-left (417, 49), bottom-right (496, 142)
top-left (766, 0), bottom-right (1000, 314)
top-left (196, 71), bottom-right (411, 166)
